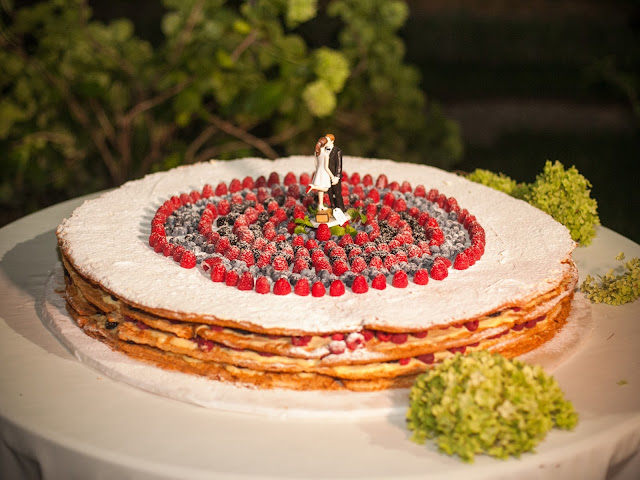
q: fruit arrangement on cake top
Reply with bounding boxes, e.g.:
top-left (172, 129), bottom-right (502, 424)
top-left (148, 134), bottom-right (485, 297)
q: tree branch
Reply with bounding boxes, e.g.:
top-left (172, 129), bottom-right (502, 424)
top-left (205, 113), bottom-right (278, 159)
top-left (184, 124), bottom-right (217, 164)
top-left (170, 0), bottom-right (205, 64)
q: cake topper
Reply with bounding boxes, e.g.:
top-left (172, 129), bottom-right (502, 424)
top-left (308, 134), bottom-right (348, 226)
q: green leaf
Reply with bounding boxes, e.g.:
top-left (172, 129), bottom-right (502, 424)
top-left (286, 0), bottom-right (317, 28)
top-left (302, 79), bottom-right (335, 117)
top-left (243, 81), bottom-right (285, 118)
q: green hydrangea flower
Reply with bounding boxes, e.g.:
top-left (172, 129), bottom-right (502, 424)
top-left (524, 161), bottom-right (599, 246)
top-left (581, 253), bottom-right (640, 305)
top-left (407, 351), bottom-right (578, 462)
top-left (466, 169), bottom-right (520, 197)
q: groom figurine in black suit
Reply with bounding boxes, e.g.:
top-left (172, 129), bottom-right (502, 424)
top-left (327, 139), bottom-right (345, 212)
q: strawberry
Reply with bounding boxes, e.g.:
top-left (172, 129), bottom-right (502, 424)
top-left (294, 278), bottom-right (310, 296)
top-left (255, 276), bottom-right (271, 294)
top-left (180, 251), bottom-right (197, 269)
top-left (351, 275), bottom-right (369, 294)
top-left (371, 274), bottom-right (387, 290)
top-left (311, 281), bottom-right (326, 297)
top-left (413, 269), bottom-right (429, 285)
top-left (329, 279), bottom-right (345, 296)
top-left (273, 278), bottom-right (291, 295)
top-left (392, 270), bottom-right (408, 288)
top-left (315, 223), bottom-right (331, 241)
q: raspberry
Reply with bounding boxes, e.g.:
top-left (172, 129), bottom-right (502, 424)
top-left (436, 193), bottom-right (447, 208)
top-left (179, 192), bottom-right (191, 205)
top-left (217, 199), bottom-right (230, 216)
top-left (272, 255), bottom-right (289, 271)
top-left (413, 184), bottom-right (426, 197)
top-left (426, 188), bottom-right (438, 202)
top-left (225, 245), bottom-right (240, 261)
top-left (388, 181), bottom-right (400, 191)
top-left (362, 329), bottom-right (375, 341)
top-left (215, 236), bottom-right (231, 254)
top-left (453, 251), bottom-right (470, 270)
top-left (375, 174), bottom-right (388, 189)
top-left (393, 197), bottom-right (407, 212)
top-left (179, 251), bottom-right (197, 269)
top-left (382, 192), bottom-right (396, 207)
top-left (346, 332), bottom-right (365, 350)
top-left (383, 254), bottom-right (397, 271)
top-left (305, 238), bottom-right (319, 250)
top-left (273, 277), bottom-right (291, 295)
top-left (148, 232), bottom-right (161, 248)
top-left (229, 178), bottom-right (242, 193)
top-left (332, 259), bottom-right (349, 276)
top-left (215, 182), bottom-right (228, 196)
top-left (316, 223), bottom-right (331, 241)
top-left (323, 240), bottom-right (338, 254)
top-left (376, 331), bottom-right (391, 342)
top-left (390, 333), bottom-right (408, 344)
top-left (153, 237), bottom-right (167, 253)
top-left (202, 183), bottom-right (214, 198)
top-left (338, 234), bottom-right (353, 248)
top-left (367, 188), bottom-right (380, 203)
top-left (292, 257), bottom-right (310, 273)
top-left (267, 172), bottom-right (280, 187)
top-left (350, 256), bottom-right (367, 273)
top-left (162, 243), bottom-right (175, 257)
top-left (241, 175), bottom-right (254, 189)
top-left (416, 353), bottom-right (435, 364)
top-left (291, 335), bottom-right (311, 347)
top-left (283, 171), bottom-right (297, 186)
top-left (255, 276), bottom-right (270, 294)
top-left (294, 278), bottom-right (310, 296)
top-left (392, 270), bottom-right (408, 288)
top-left (429, 229), bottom-right (445, 246)
top-left (311, 281), bottom-right (326, 297)
top-left (354, 231), bottom-right (369, 245)
top-left (445, 196), bottom-right (459, 213)
top-left (351, 275), bottom-right (369, 294)
top-left (413, 269), bottom-right (429, 285)
top-left (256, 252), bottom-right (272, 268)
top-left (299, 172), bottom-right (311, 185)
top-left (329, 340), bottom-right (346, 355)
top-left (399, 358), bottom-right (411, 366)
top-left (225, 270), bottom-right (239, 286)
top-left (371, 274), bottom-right (387, 290)
top-left (378, 204), bottom-right (391, 220)
top-left (368, 256), bottom-right (383, 269)
top-left (314, 257), bottom-right (332, 274)
top-left (329, 280), bottom-right (345, 296)
top-left (412, 330), bottom-right (428, 338)
top-left (464, 320), bottom-right (479, 332)
top-left (237, 272), bottom-right (254, 291)
top-left (399, 180), bottom-right (412, 193)
top-left (406, 245), bottom-right (422, 258)
top-left (210, 263), bottom-right (227, 282)
top-left (172, 245), bottom-right (185, 262)
top-left (430, 259), bottom-right (449, 281)
top-left (332, 333), bottom-right (345, 341)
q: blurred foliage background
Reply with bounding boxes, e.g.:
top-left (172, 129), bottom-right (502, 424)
top-left (1, 0), bottom-right (638, 243)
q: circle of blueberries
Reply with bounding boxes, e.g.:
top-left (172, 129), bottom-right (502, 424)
top-left (163, 182), bottom-right (471, 289)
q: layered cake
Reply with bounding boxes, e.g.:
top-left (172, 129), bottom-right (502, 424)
top-left (56, 156), bottom-right (578, 391)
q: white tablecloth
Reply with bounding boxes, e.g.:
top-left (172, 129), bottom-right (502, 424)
top-left (1, 194), bottom-right (639, 479)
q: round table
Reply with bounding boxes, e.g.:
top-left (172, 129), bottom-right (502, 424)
top-left (1, 194), bottom-right (639, 479)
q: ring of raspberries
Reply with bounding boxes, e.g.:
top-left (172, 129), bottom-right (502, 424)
top-left (148, 171), bottom-right (486, 296)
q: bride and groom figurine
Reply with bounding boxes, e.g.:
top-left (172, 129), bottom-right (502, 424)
top-left (308, 134), bottom-right (349, 226)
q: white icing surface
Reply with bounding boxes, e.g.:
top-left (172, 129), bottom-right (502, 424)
top-left (43, 264), bottom-right (593, 418)
top-left (56, 157), bottom-right (576, 333)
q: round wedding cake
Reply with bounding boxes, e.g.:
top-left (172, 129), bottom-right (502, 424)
top-left (56, 156), bottom-right (578, 391)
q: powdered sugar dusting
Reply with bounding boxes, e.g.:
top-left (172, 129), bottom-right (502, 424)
top-left (57, 157), bottom-right (576, 333)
